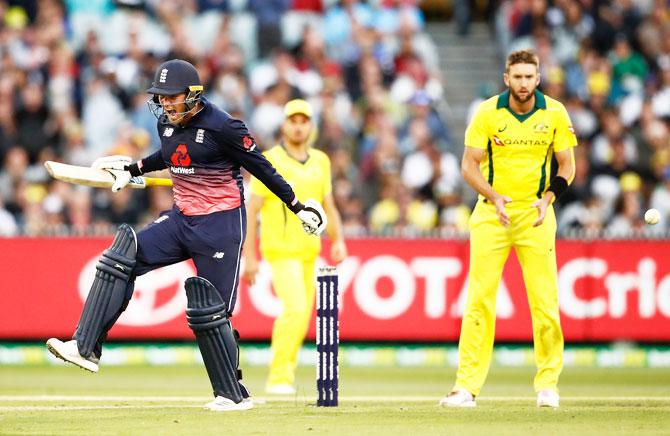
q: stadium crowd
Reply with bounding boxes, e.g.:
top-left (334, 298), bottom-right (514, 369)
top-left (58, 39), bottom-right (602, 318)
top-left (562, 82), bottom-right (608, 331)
top-left (493, 0), bottom-right (670, 237)
top-left (0, 0), bottom-right (668, 238)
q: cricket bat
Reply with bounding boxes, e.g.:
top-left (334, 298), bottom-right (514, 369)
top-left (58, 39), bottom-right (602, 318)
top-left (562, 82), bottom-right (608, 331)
top-left (44, 161), bottom-right (173, 189)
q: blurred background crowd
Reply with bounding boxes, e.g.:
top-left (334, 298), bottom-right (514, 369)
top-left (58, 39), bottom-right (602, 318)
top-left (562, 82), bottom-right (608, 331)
top-left (0, 0), bottom-right (668, 238)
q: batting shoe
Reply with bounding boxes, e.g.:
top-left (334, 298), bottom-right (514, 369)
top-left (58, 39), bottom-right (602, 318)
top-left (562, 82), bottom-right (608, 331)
top-left (537, 390), bottom-right (560, 408)
top-left (46, 338), bottom-right (99, 373)
top-left (265, 383), bottom-right (296, 395)
top-left (204, 396), bottom-right (254, 412)
top-left (439, 389), bottom-right (476, 407)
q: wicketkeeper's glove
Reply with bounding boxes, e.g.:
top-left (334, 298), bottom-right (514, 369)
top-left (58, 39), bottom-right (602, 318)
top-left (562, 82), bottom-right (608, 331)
top-left (295, 199), bottom-right (327, 236)
top-left (92, 155), bottom-right (133, 192)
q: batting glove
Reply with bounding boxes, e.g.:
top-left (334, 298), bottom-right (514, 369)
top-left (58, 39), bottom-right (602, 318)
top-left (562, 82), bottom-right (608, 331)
top-left (92, 155), bottom-right (133, 192)
top-left (296, 199), bottom-right (327, 236)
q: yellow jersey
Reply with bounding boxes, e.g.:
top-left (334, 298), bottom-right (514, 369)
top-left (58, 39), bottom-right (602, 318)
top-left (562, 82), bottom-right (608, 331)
top-left (465, 90), bottom-right (577, 207)
top-left (250, 145), bottom-right (332, 260)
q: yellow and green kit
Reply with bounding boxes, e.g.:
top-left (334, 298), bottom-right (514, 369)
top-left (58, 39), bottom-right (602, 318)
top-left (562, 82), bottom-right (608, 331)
top-left (454, 90), bottom-right (577, 396)
top-left (250, 145), bottom-right (332, 387)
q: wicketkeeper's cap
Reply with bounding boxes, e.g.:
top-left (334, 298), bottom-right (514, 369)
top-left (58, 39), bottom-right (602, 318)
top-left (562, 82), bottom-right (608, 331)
top-left (284, 99), bottom-right (313, 119)
top-left (147, 59), bottom-right (202, 96)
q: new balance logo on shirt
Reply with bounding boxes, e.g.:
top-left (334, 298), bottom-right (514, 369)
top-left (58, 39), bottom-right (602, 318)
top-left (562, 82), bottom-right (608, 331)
top-left (154, 215), bottom-right (170, 224)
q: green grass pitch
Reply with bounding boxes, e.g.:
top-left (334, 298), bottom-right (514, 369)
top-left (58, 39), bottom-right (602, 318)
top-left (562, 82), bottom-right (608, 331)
top-left (1, 365), bottom-right (668, 435)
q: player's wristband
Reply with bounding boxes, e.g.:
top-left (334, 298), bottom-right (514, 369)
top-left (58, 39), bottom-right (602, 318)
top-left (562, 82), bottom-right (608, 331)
top-left (547, 176), bottom-right (568, 199)
top-left (287, 198), bottom-right (305, 214)
top-left (125, 162), bottom-right (143, 177)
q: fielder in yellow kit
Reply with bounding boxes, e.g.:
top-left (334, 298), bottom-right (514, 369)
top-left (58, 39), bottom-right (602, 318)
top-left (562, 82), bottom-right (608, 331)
top-left (243, 99), bottom-right (347, 394)
top-left (441, 50), bottom-right (577, 409)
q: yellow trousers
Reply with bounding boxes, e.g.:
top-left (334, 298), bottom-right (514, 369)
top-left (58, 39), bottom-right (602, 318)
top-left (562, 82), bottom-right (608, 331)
top-left (454, 202), bottom-right (564, 396)
top-left (267, 257), bottom-right (316, 386)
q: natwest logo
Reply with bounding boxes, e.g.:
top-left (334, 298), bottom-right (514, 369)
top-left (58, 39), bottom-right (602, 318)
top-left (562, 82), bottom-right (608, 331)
top-left (170, 166), bottom-right (195, 175)
top-left (171, 144), bottom-right (191, 166)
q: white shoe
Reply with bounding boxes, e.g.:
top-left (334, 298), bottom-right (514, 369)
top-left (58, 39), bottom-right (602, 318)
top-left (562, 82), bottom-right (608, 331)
top-left (537, 390), bottom-right (560, 408)
top-left (265, 384), bottom-right (296, 395)
top-left (204, 396), bottom-right (254, 412)
top-left (439, 389), bottom-right (476, 407)
top-left (46, 338), bottom-right (99, 373)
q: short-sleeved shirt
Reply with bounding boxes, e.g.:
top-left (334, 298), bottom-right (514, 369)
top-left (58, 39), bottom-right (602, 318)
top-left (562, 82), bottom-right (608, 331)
top-left (465, 90), bottom-right (577, 207)
top-left (250, 145), bottom-right (332, 260)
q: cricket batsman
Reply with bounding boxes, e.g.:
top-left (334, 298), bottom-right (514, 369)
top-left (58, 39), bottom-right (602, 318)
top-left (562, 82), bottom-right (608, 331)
top-left (441, 50), bottom-right (577, 408)
top-left (46, 59), bottom-right (327, 412)
top-left (243, 99), bottom-right (347, 394)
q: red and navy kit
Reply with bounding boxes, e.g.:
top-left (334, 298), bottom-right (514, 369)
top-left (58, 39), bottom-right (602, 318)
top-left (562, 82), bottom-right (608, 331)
top-left (131, 98), bottom-right (298, 311)
top-left (138, 97), bottom-right (297, 215)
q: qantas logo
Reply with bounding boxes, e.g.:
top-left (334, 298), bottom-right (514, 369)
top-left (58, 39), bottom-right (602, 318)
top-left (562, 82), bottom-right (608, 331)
top-left (171, 144), bottom-right (191, 166)
top-left (493, 136), bottom-right (549, 146)
top-left (242, 136), bottom-right (256, 152)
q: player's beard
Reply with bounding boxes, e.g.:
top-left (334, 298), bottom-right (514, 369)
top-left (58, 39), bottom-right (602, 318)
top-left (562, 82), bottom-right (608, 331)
top-left (510, 87), bottom-right (534, 105)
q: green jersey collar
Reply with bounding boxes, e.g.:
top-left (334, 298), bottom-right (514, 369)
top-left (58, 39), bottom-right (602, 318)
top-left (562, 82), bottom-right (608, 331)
top-left (496, 89), bottom-right (546, 122)
top-left (496, 89), bottom-right (546, 109)
top-left (279, 142), bottom-right (310, 164)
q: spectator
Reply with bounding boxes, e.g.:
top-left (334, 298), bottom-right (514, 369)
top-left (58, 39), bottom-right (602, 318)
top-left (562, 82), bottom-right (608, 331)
top-left (399, 90), bottom-right (450, 151)
top-left (93, 187), bottom-right (141, 226)
top-left (650, 167), bottom-right (670, 231)
top-left (558, 194), bottom-right (606, 236)
top-left (3, 0), bottom-right (663, 240)
top-left (250, 82), bottom-right (293, 147)
top-left (82, 76), bottom-right (126, 156)
top-left (0, 147), bottom-right (29, 217)
top-left (0, 197), bottom-right (18, 236)
top-left (605, 172), bottom-right (645, 237)
top-left (249, 0), bottom-right (291, 59)
top-left (611, 34), bottom-right (647, 99)
top-left (14, 82), bottom-right (55, 163)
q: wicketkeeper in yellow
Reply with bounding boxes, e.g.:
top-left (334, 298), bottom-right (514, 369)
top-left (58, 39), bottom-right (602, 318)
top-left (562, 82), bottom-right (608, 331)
top-left (243, 99), bottom-right (347, 394)
top-left (441, 50), bottom-right (577, 408)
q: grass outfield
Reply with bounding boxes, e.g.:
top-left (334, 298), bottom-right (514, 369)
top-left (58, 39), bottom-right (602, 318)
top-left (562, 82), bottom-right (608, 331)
top-left (0, 365), bottom-right (668, 435)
